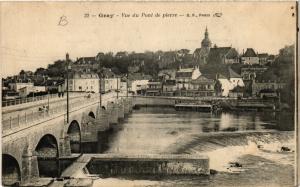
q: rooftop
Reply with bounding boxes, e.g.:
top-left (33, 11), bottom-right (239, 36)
top-left (258, 53), bottom-right (269, 58)
top-left (73, 57), bottom-right (97, 65)
top-left (243, 48), bottom-right (258, 57)
top-left (191, 75), bottom-right (214, 84)
top-left (70, 72), bottom-right (99, 79)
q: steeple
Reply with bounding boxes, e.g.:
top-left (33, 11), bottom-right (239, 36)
top-left (205, 26), bottom-right (208, 38)
top-left (201, 27), bottom-right (212, 49)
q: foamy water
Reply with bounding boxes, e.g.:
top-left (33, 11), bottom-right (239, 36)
top-left (199, 139), bottom-right (294, 172)
top-left (85, 108), bottom-right (295, 187)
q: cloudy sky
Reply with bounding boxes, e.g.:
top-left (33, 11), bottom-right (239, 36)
top-left (0, 2), bottom-right (296, 77)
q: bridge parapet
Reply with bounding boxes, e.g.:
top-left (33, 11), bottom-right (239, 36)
top-left (2, 94), bottom-right (98, 136)
top-left (2, 92), bottom-right (89, 108)
top-left (2, 92), bottom-right (128, 136)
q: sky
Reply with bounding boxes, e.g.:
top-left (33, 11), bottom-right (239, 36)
top-left (0, 2), bottom-right (297, 77)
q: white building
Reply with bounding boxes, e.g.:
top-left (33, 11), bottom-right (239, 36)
top-left (217, 77), bottom-right (234, 97)
top-left (100, 78), bottom-right (121, 93)
top-left (120, 81), bottom-right (128, 92)
top-left (228, 68), bottom-right (244, 88)
top-left (65, 72), bottom-right (100, 93)
top-left (9, 82), bottom-right (34, 92)
top-left (217, 68), bottom-right (245, 97)
top-left (19, 86), bottom-right (46, 98)
top-left (131, 80), bottom-right (149, 94)
top-left (241, 48), bottom-right (259, 65)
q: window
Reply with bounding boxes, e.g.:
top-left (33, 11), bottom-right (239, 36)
top-left (79, 86), bottom-right (82, 91)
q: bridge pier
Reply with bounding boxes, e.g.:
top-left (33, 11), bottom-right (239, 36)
top-left (107, 102), bottom-right (119, 126)
top-left (117, 100), bottom-right (125, 121)
top-left (21, 145), bottom-right (39, 184)
top-left (124, 99), bottom-right (129, 116)
top-left (59, 135), bottom-right (71, 157)
top-left (128, 97), bottom-right (133, 113)
top-left (95, 107), bottom-right (110, 131)
top-left (82, 107), bottom-right (111, 143)
top-left (81, 116), bottom-right (98, 143)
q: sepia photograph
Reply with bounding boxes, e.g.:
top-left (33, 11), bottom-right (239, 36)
top-left (0, 1), bottom-right (298, 187)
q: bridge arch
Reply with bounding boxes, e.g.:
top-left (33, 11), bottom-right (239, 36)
top-left (67, 120), bottom-right (81, 153)
top-left (2, 154), bottom-right (21, 186)
top-left (35, 134), bottom-right (59, 177)
top-left (88, 111), bottom-right (96, 119)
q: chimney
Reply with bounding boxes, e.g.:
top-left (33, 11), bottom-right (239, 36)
top-left (66, 53), bottom-right (70, 61)
top-left (243, 49), bottom-right (245, 55)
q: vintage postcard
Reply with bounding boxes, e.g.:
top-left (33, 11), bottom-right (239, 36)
top-left (0, 1), bottom-right (298, 187)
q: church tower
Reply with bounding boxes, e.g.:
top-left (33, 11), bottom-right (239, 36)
top-left (193, 27), bottom-right (212, 65)
top-left (201, 27), bottom-right (212, 49)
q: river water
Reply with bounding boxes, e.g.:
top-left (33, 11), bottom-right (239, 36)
top-left (87, 107), bottom-right (294, 187)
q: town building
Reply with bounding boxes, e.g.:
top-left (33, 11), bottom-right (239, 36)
top-left (101, 78), bottom-right (121, 93)
top-left (227, 68), bottom-right (244, 88)
top-left (158, 69), bottom-right (177, 80)
top-left (267, 55), bottom-right (276, 65)
top-left (175, 66), bottom-right (201, 90)
top-left (252, 71), bottom-right (286, 97)
top-left (9, 82), bottom-right (34, 92)
top-left (162, 80), bottom-right (176, 96)
top-left (19, 86), bottom-right (46, 98)
top-left (71, 57), bottom-right (99, 73)
top-left (146, 79), bottom-right (163, 96)
top-left (98, 68), bottom-right (122, 93)
top-left (188, 75), bottom-right (215, 97)
top-left (228, 86), bottom-right (244, 98)
top-left (65, 72), bottom-right (100, 93)
top-left (45, 79), bottom-right (64, 93)
top-left (128, 73), bottom-right (152, 95)
top-left (241, 48), bottom-right (259, 65)
top-left (258, 53), bottom-right (269, 65)
top-left (207, 46), bottom-right (239, 64)
top-left (214, 68), bottom-right (245, 97)
top-left (120, 80), bottom-right (128, 92)
top-left (258, 89), bottom-right (278, 99)
top-left (215, 75), bottom-right (233, 97)
top-left (131, 80), bottom-right (149, 95)
top-left (193, 27), bottom-right (212, 65)
top-left (240, 65), bottom-right (268, 81)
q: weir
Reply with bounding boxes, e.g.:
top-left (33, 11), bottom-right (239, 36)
top-left (62, 154), bottom-right (210, 178)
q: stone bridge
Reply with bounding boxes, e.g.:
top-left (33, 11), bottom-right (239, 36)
top-left (2, 92), bottom-right (133, 186)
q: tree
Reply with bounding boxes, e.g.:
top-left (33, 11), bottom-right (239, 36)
top-left (35, 67), bottom-right (47, 76)
top-left (271, 45), bottom-right (295, 110)
top-left (47, 60), bottom-right (67, 77)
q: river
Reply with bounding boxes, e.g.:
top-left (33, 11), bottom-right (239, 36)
top-left (84, 107), bottom-right (294, 187)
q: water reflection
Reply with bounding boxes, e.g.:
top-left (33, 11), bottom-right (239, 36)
top-left (89, 107), bottom-right (293, 155)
